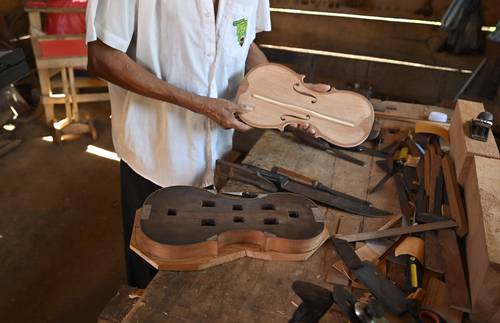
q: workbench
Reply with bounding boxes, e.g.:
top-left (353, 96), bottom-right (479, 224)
top-left (100, 101), bottom-right (453, 323)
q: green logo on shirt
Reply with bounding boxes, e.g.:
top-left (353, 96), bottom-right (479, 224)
top-left (233, 18), bottom-right (248, 47)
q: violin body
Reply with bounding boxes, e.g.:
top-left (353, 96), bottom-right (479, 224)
top-left (130, 186), bottom-right (328, 271)
top-left (236, 64), bottom-right (375, 148)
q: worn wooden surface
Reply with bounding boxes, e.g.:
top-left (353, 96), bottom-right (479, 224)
top-left (98, 286), bottom-right (143, 323)
top-left (464, 156), bottom-right (500, 322)
top-left (119, 102), bottom-right (452, 322)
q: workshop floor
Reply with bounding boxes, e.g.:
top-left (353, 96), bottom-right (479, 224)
top-left (0, 102), bottom-right (126, 323)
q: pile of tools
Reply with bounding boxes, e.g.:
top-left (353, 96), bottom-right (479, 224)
top-left (289, 127), bottom-right (473, 323)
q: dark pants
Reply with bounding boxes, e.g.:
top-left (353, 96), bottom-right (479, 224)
top-left (120, 161), bottom-right (160, 288)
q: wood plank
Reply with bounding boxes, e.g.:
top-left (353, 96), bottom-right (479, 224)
top-left (421, 277), bottom-right (463, 323)
top-left (261, 48), bottom-right (468, 105)
top-left (428, 144), bottom-right (443, 213)
top-left (464, 156), bottom-right (500, 321)
top-left (259, 11), bottom-right (482, 70)
top-left (423, 231), bottom-right (445, 274)
top-left (449, 100), bottom-right (500, 185)
top-left (437, 228), bottom-right (471, 312)
top-left (270, 0), bottom-right (500, 26)
top-left (441, 154), bottom-right (468, 237)
top-left (334, 220), bottom-right (457, 242)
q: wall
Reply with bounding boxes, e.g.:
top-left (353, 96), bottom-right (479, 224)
top-left (257, 0), bottom-right (500, 104)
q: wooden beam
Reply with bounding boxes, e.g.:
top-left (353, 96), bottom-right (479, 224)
top-left (269, 0), bottom-right (500, 26)
top-left (258, 12), bottom-right (482, 70)
top-left (262, 48), bottom-right (469, 105)
top-left (334, 220), bottom-right (457, 243)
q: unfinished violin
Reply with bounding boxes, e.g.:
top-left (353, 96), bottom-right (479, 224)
top-left (130, 186), bottom-right (328, 271)
top-left (236, 64), bottom-right (375, 147)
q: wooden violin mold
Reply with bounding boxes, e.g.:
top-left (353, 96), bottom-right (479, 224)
top-left (236, 63), bottom-right (375, 148)
top-left (130, 186), bottom-right (329, 271)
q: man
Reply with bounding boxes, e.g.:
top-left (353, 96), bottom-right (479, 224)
top-left (87, 0), bottom-right (328, 288)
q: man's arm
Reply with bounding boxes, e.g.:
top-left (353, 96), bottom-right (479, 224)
top-left (246, 43), bottom-right (269, 72)
top-left (87, 39), bottom-right (252, 131)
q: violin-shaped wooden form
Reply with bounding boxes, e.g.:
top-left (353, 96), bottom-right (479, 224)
top-left (130, 186), bottom-right (329, 271)
top-left (236, 64), bottom-right (375, 148)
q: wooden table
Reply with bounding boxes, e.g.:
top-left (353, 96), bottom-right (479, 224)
top-left (106, 101), bottom-right (453, 323)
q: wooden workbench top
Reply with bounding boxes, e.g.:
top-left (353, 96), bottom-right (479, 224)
top-left (114, 102), bottom-right (452, 323)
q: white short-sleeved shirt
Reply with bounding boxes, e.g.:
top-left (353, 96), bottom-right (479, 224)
top-left (86, 0), bottom-right (271, 187)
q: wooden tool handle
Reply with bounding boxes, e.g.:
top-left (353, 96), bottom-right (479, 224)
top-left (272, 167), bottom-right (317, 187)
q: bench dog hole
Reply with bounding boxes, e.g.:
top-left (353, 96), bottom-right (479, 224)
top-left (201, 219), bottom-right (216, 226)
top-left (167, 209), bottom-right (177, 216)
top-left (264, 218), bottom-right (279, 225)
top-left (233, 216), bottom-right (245, 223)
top-left (233, 204), bottom-right (243, 211)
top-left (202, 200), bottom-right (216, 207)
top-left (261, 204), bottom-right (275, 210)
top-left (289, 211), bottom-right (299, 218)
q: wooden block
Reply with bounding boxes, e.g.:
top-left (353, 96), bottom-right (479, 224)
top-left (464, 156), bottom-right (500, 322)
top-left (421, 277), bottom-right (463, 323)
top-left (423, 231), bottom-right (444, 274)
top-left (449, 100), bottom-right (500, 185)
top-left (442, 154), bottom-right (468, 237)
top-left (428, 145), bottom-right (442, 213)
top-left (437, 229), bottom-right (471, 312)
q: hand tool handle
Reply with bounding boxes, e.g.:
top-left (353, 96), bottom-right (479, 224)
top-left (272, 167), bottom-right (318, 187)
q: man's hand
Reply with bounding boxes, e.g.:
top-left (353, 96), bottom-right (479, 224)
top-left (202, 97), bottom-right (253, 132)
top-left (295, 83), bottom-right (332, 135)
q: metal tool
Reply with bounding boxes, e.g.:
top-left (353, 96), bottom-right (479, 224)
top-left (289, 281), bottom-right (334, 323)
top-left (344, 145), bottom-right (389, 158)
top-left (368, 147), bottom-right (408, 194)
top-left (244, 164), bottom-right (391, 217)
top-left (333, 285), bottom-right (362, 323)
top-left (272, 167), bottom-right (373, 207)
top-left (470, 111), bottom-right (493, 142)
top-left (287, 126), bottom-right (367, 167)
top-left (355, 300), bottom-right (390, 323)
top-left (214, 160), bottom-right (392, 217)
top-left (331, 238), bottom-right (417, 318)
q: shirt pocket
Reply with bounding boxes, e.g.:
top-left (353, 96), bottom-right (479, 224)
top-left (224, 3), bottom-right (256, 59)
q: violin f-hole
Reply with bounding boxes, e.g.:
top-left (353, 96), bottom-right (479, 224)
top-left (293, 83), bottom-right (317, 103)
top-left (280, 114), bottom-right (311, 121)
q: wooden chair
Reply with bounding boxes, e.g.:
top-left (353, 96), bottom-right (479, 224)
top-left (25, 1), bottom-right (109, 142)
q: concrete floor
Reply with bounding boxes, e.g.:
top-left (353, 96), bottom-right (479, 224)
top-left (0, 102), bottom-right (126, 323)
